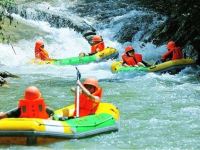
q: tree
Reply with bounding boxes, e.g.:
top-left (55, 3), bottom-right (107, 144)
top-left (0, 0), bottom-right (15, 42)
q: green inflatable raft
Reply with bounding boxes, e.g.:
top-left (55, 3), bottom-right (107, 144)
top-left (32, 47), bottom-right (119, 66)
top-left (111, 58), bottom-right (195, 74)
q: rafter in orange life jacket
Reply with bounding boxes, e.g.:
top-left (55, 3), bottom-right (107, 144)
top-left (122, 53), bottom-right (143, 66)
top-left (91, 42), bottom-right (105, 54)
top-left (18, 98), bottom-right (49, 119)
top-left (35, 40), bottom-right (51, 61)
top-left (162, 47), bottom-right (183, 61)
top-left (73, 87), bottom-right (103, 117)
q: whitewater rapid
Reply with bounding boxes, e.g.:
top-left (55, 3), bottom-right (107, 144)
top-left (0, 1), bottom-right (199, 149)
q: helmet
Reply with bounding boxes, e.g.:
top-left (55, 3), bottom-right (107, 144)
top-left (24, 86), bottom-right (41, 100)
top-left (83, 78), bottom-right (99, 88)
top-left (92, 35), bottom-right (102, 42)
top-left (167, 41), bottom-right (175, 50)
top-left (35, 40), bottom-right (44, 50)
top-left (125, 46), bottom-right (134, 53)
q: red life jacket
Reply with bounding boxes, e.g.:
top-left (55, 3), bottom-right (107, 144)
top-left (122, 53), bottom-right (143, 66)
top-left (35, 47), bottom-right (50, 61)
top-left (91, 42), bottom-right (105, 54)
top-left (74, 87), bottom-right (103, 117)
top-left (162, 47), bottom-right (183, 61)
top-left (18, 98), bottom-right (49, 119)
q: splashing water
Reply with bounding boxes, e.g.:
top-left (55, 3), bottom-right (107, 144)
top-left (0, 1), bottom-right (200, 149)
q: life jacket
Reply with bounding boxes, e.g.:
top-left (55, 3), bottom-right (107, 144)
top-left (122, 53), bottom-right (143, 66)
top-left (162, 47), bottom-right (183, 61)
top-left (91, 42), bottom-right (105, 54)
top-left (74, 87), bottom-right (103, 117)
top-left (18, 98), bottom-right (49, 119)
top-left (35, 46), bottom-right (50, 61)
top-left (172, 47), bottom-right (183, 60)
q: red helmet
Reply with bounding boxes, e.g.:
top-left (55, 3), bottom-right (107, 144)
top-left (92, 35), bottom-right (102, 42)
top-left (24, 86), bottom-right (41, 100)
top-left (83, 78), bottom-right (99, 88)
top-left (35, 40), bottom-right (44, 50)
top-left (125, 46), bottom-right (134, 53)
top-left (167, 41), bottom-right (175, 50)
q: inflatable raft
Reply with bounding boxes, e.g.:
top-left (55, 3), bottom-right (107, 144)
top-left (111, 58), bottom-right (195, 74)
top-left (32, 47), bottom-right (119, 66)
top-left (0, 103), bottom-right (119, 145)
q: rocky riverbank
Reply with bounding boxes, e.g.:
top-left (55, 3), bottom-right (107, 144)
top-left (134, 0), bottom-right (200, 62)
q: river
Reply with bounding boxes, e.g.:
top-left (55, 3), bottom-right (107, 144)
top-left (0, 0), bottom-right (200, 149)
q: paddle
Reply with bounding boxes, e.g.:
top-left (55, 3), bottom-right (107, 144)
top-left (10, 43), bottom-right (17, 55)
top-left (75, 67), bottom-right (81, 118)
top-left (8, 37), bottom-right (17, 55)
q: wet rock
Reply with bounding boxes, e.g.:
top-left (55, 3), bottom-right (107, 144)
top-left (7, 4), bottom-right (96, 44)
top-left (0, 76), bottom-right (7, 86)
top-left (136, 0), bottom-right (200, 62)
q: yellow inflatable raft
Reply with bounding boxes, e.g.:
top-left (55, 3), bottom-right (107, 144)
top-left (0, 103), bottom-right (119, 145)
top-left (111, 58), bottom-right (195, 74)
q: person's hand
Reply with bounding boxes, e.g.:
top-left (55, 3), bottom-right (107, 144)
top-left (76, 80), bottom-right (81, 86)
top-left (122, 63), bottom-right (129, 67)
top-left (96, 48), bottom-right (101, 52)
top-left (0, 112), bottom-right (6, 119)
top-left (137, 62), bottom-right (145, 67)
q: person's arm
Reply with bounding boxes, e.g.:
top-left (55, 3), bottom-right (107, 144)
top-left (71, 87), bottom-right (76, 94)
top-left (6, 108), bottom-right (21, 118)
top-left (46, 106), bottom-right (54, 118)
top-left (70, 87), bottom-right (83, 94)
top-left (137, 62), bottom-right (145, 67)
top-left (122, 62), bottom-right (129, 66)
top-left (161, 50), bottom-right (173, 61)
top-left (142, 60), bottom-right (151, 67)
top-left (40, 48), bottom-right (51, 60)
top-left (0, 112), bottom-right (7, 119)
top-left (122, 56), bottom-right (129, 66)
top-left (0, 108), bottom-right (20, 119)
top-left (77, 80), bottom-right (100, 103)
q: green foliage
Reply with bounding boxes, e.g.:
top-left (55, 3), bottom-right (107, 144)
top-left (0, 0), bottom-right (15, 43)
top-left (0, 0), bottom-right (14, 9)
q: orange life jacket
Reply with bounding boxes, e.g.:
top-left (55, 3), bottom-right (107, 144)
top-left (91, 42), bottom-right (105, 54)
top-left (18, 98), bottom-right (49, 119)
top-left (35, 47), bottom-right (50, 61)
top-left (122, 53), bottom-right (143, 66)
top-left (162, 47), bottom-right (183, 61)
top-left (74, 87), bottom-right (103, 117)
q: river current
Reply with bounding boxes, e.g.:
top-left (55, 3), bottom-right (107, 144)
top-left (0, 0), bottom-right (200, 149)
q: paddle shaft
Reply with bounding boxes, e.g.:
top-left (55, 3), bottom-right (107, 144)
top-left (10, 43), bottom-right (17, 55)
top-left (75, 67), bottom-right (81, 118)
top-left (76, 82), bottom-right (80, 118)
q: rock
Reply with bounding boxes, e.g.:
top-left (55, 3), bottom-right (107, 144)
top-left (136, 0), bottom-right (200, 62)
top-left (0, 76), bottom-right (7, 86)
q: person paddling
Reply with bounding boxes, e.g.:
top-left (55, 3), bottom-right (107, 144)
top-left (161, 41), bottom-right (183, 62)
top-left (63, 77), bottom-right (103, 118)
top-left (35, 40), bottom-right (51, 61)
top-left (0, 86), bottom-right (54, 119)
top-left (90, 35), bottom-right (105, 55)
top-left (79, 35), bottom-right (105, 57)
